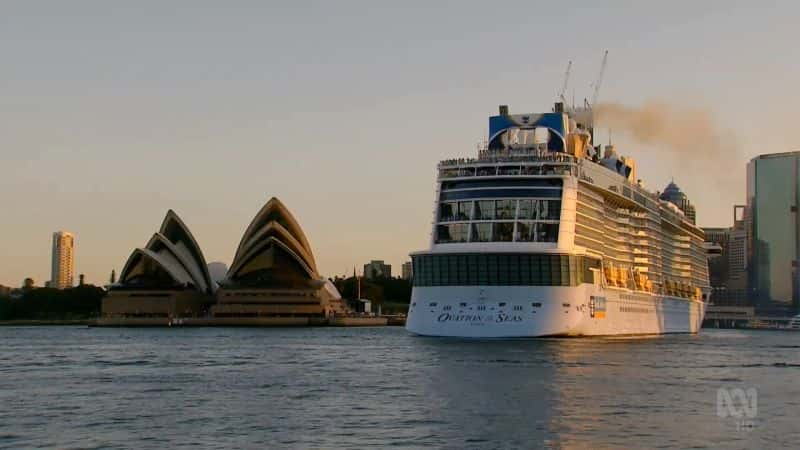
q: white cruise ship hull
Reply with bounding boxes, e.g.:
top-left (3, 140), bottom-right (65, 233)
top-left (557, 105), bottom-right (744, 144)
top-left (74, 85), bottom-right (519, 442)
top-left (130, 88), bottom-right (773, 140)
top-left (406, 285), bottom-right (706, 337)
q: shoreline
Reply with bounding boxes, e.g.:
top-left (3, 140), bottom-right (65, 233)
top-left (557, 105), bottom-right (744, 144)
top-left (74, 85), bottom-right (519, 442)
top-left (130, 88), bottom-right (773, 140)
top-left (0, 319), bottom-right (91, 326)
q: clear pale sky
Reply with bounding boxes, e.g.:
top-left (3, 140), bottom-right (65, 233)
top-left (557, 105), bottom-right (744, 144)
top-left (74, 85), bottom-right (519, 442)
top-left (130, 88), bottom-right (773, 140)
top-left (1, 1), bottom-right (798, 287)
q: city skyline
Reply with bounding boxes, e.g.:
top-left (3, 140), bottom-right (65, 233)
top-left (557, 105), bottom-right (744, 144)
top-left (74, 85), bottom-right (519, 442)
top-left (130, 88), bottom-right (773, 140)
top-left (2, 1), bottom-right (800, 286)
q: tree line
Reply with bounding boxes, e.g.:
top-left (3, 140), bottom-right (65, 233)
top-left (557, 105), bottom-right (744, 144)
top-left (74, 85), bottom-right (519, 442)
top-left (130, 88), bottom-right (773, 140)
top-left (0, 285), bottom-right (105, 320)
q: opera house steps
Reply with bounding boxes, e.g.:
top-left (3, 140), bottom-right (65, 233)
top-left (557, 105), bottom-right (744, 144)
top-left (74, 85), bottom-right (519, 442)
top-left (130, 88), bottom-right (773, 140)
top-left (97, 198), bottom-right (396, 327)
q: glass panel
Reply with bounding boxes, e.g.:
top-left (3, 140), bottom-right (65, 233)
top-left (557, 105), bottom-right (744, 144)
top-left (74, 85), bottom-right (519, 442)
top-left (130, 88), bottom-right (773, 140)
top-left (471, 223), bottom-right (492, 242)
top-left (493, 222), bottom-right (514, 241)
top-left (752, 156), bottom-right (799, 309)
top-left (440, 188), bottom-right (562, 201)
top-left (439, 202), bottom-right (456, 222)
top-left (442, 178), bottom-right (563, 190)
top-left (495, 200), bottom-right (516, 219)
top-left (537, 223), bottom-right (560, 243)
top-left (474, 200), bottom-right (495, 220)
top-left (457, 201), bottom-right (472, 220)
top-left (523, 165), bottom-right (541, 175)
top-left (440, 168), bottom-right (459, 178)
top-left (477, 166), bottom-right (497, 176)
top-left (516, 222), bottom-right (536, 242)
top-left (459, 167), bottom-right (476, 177)
top-left (498, 166), bottom-right (521, 175)
top-left (411, 254), bottom-right (601, 287)
top-left (518, 200), bottom-right (535, 220)
top-left (537, 200), bottom-right (561, 220)
top-left (436, 224), bottom-right (469, 243)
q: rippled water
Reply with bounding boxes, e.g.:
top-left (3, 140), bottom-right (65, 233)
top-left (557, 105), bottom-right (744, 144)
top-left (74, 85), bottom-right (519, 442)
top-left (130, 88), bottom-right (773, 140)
top-left (0, 327), bottom-right (798, 449)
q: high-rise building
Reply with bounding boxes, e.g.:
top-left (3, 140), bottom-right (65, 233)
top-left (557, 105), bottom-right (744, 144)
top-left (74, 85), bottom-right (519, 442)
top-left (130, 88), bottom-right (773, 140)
top-left (50, 231), bottom-right (75, 289)
top-left (747, 151), bottom-right (800, 314)
top-left (401, 261), bottom-right (413, 280)
top-left (703, 206), bottom-right (748, 306)
top-left (363, 260), bottom-right (391, 280)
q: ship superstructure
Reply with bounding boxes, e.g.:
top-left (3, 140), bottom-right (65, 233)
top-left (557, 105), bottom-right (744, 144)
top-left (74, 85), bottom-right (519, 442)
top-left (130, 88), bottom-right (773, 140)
top-left (406, 103), bottom-right (709, 337)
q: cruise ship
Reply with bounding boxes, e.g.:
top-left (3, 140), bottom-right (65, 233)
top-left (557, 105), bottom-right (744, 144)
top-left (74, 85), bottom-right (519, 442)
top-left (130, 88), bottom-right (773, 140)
top-left (406, 103), bottom-right (710, 337)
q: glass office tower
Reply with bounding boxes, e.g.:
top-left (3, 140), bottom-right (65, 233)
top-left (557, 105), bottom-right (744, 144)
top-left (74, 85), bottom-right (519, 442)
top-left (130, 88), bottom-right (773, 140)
top-left (747, 152), bottom-right (800, 314)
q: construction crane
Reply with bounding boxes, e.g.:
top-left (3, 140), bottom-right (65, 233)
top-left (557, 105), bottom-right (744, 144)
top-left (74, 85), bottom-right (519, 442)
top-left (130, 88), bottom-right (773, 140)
top-left (589, 50), bottom-right (608, 108)
top-left (557, 60), bottom-right (572, 104)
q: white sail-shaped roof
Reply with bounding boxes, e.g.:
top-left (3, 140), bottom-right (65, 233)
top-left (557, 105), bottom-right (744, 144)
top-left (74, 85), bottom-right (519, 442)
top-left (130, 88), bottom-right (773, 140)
top-left (119, 248), bottom-right (195, 287)
top-left (144, 233), bottom-right (211, 293)
top-left (116, 210), bottom-right (214, 293)
top-left (158, 210), bottom-right (214, 293)
top-left (232, 198), bottom-right (316, 268)
top-left (225, 198), bottom-right (320, 286)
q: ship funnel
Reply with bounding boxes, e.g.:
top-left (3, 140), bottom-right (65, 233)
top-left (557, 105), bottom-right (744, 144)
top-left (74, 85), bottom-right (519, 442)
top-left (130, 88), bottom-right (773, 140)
top-left (499, 105), bottom-right (509, 115)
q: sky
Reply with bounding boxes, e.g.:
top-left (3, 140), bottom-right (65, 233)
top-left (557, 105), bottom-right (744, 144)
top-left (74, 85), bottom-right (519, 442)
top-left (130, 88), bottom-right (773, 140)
top-left (1, 0), bottom-right (798, 287)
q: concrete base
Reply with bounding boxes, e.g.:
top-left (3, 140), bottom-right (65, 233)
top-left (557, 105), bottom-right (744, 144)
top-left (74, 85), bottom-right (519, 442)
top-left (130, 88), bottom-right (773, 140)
top-left (329, 317), bottom-right (388, 327)
top-left (92, 316), bottom-right (395, 327)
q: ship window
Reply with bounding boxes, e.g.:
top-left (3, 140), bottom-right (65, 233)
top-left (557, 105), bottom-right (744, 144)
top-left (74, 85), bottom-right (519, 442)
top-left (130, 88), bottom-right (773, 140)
top-left (429, 302), bottom-right (438, 307)
top-left (457, 202), bottom-right (473, 220)
top-left (518, 199), bottom-right (535, 220)
top-left (436, 224), bottom-right (469, 243)
top-left (477, 166), bottom-right (497, 176)
top-left (515, 222), bottom-right (560, 243)
top-left (439, 202), bottom-right (455, 222)
top-left (523, 166), bottom-right (541, 175)
top-left (499, 302), bottom-right (507, 307)
top-left (474, 200), bottom-right (495, 220)
top-left (411, 254), bottom-right (597, 287)
top-left (508, 254), bottom-right (521, 284)
top-left (439, 201), bottom-right (472, 221)
top-left (459, 167), bottom-right (476, 177)
top-left (497, 256), bottom-right (510, 283)
top-left (531, 302), bottom-right (542, 307)
top-left (440, 168), bottom-right (460, 178)
top-left (471, 223), bottom-right (492, 242)
top-left (440, 188), bottom-right (562, 201)
top-left (537, 223), bottom-right (559, 242)
top-left (460, 302), bottom-right (467, 307)
top-left (538, 200), bottom-right (561, 220)
top-left (498, 166), bottom-right (521, 176)
top-left (516, 222), bottom-right (535, 242)
top-left (495, 200), bottom-right (516, 219)
top-left (493, 222), bottom-right (515, 242)
top-left (441, 178), bottom-right (562, 190)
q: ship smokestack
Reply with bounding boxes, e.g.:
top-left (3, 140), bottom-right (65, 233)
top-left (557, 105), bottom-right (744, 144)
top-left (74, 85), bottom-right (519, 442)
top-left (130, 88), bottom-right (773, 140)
top-left (499, 105), bottom-right (509, 115)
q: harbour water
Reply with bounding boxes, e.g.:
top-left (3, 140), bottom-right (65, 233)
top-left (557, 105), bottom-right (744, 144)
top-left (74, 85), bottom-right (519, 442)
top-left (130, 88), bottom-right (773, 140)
top-left (0, 327), bottom-right (798, 449)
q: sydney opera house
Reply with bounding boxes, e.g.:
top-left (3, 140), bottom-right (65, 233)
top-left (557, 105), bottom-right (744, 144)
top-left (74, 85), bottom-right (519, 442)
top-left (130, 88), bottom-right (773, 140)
top-left (101, 198), bottom-right (348, 326)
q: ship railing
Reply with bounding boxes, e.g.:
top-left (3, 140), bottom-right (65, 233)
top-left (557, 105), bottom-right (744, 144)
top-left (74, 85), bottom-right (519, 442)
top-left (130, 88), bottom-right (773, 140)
top-left (438, 151), bottom-right (578, 168)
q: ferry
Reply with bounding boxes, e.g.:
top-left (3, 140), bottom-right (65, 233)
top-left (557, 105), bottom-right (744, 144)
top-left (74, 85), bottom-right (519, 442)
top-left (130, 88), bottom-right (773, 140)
top-left (406, 102), bottom-right (710, 337)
